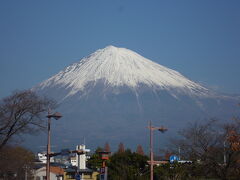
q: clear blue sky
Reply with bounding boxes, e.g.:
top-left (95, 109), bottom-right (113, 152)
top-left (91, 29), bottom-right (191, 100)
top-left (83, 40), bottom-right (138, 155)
top-left (1, 0), bottom-right (240, 98)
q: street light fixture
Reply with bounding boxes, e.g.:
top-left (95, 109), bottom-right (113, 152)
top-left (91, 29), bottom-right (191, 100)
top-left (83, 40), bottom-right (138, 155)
top-left (148, 121), bottom-right (167, 180)
top-left (46, 109), bottom-right (62, 180)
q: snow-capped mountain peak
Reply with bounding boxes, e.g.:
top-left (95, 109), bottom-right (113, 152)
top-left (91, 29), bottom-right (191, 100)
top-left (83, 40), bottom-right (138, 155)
top-left (29, 46), bottom-right (240, 151)
top-left (36, 45), bottom-right (209, 97)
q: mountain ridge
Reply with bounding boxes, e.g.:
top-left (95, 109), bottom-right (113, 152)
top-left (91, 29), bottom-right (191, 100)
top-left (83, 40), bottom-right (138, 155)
top-left (28, 46), bottom-right (240, 151)
top-left (35, 45), bottom-right (213, 101)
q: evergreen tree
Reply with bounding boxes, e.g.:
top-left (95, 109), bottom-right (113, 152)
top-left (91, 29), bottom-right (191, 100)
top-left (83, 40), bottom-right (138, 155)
top-left (87, 147), bottom-right (103, 170)
top-left (108, 149), bottom-right (149, 180)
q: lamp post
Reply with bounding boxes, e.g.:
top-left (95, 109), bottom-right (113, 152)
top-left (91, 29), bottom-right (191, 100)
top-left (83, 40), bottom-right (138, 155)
top-left (148, 121), bottom-right (167, 180)
top-left (46, 109), bottom-right (62, 180)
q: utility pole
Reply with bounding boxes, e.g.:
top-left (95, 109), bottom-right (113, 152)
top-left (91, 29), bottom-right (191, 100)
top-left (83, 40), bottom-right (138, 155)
top-left (46, 109), bottom-right (62, 180)
top-left (178, 147), bottom-right (181, 160)
top-left (149, 121), bottom-right (154, 180)
top-left (223, 140), bottom-right (226, 165)
top-left (24, 165), bottom-right (28, 180)
top-left (148, 121), bottom-right (167, 180)
top-left (46, 110), bottom-right (51, 180)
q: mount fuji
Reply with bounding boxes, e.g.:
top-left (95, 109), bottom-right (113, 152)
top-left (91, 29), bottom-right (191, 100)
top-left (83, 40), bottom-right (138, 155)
top-left (31, 46), bottom-right (239, 151)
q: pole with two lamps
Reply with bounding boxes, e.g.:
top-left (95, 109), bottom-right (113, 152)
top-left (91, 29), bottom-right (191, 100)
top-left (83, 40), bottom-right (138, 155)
top-left (46, 109), bottom-right (62, 180)
top-left (148, 121), bottom-right (167, 180)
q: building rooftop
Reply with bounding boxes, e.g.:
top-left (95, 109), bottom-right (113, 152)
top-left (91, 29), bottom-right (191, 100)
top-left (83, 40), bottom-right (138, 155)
top-left (50, 166), bottom-right (64, 175)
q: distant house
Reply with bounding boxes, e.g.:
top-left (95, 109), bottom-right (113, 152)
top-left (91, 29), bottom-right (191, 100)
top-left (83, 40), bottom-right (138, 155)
top-left (70, 156), bottom-right (77, 167)
top-left (37, 152), bottom-right (54, 164)
top-left (33, 166), bottom-right (64, 180)
top-left (33, 144), bottom-right (98, 180)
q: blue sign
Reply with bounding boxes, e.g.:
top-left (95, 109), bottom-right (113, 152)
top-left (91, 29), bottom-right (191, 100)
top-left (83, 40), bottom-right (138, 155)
top-left (75, 173), bottom-right (81, 180)
top-left (100, 174), bottom-right (105, 180)
top-left (169, 155), bottom-right (179, 163)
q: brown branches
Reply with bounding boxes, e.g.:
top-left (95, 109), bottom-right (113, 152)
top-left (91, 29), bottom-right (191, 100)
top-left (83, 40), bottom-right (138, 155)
top-left (0, 90), bottom-right (54, 149)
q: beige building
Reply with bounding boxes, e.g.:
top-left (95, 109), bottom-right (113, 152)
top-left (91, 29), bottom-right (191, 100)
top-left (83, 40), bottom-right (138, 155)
top-left (34, 166), bottom-right (64, 180)
top-left (64, 168), bottom-right (99, 180)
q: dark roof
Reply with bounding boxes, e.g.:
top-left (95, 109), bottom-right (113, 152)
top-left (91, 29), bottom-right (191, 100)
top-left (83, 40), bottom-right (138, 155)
top-left (33, 162), bottom-right (67, 170)
top-left (64, 167), bottom-right (93, 173)
top-left (33, 163), bottom-right (45, 170)
top-left (50, 162), bottom-right (67, 168)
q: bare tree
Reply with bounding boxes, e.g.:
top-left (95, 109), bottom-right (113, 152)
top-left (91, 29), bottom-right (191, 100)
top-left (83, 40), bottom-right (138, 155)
top-left (221, 118), bottom-right (240, 178)
top-left (169, 118), bottom-right (240, 179)
top-left (0, 90), bottom-right (54, 149)
top-left (176, 119), bottom-right (222, 161)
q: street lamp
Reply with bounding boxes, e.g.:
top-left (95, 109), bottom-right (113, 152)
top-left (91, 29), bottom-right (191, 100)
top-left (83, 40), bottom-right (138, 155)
top-left (46, 109), bottom-right (62, 180)
top-left (148, 121), bottom-right (167, 180)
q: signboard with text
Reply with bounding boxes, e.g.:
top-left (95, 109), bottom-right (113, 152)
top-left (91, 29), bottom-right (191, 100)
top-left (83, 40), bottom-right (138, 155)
top-left (170, 155), bottom-right (179, 163)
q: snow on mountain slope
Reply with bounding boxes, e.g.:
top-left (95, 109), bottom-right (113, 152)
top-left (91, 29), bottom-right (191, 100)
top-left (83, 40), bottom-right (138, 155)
top-left (27, 46), bottom-right (240, 151)
top-left (36, 46), bottom-right (210, 98)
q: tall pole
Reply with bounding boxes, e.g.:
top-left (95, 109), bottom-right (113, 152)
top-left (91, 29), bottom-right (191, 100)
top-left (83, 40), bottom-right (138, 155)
top-left (148, 121), bottom-right (167, 180)
top-left (150, 121), bottom-right (153, 180)
top-left (223, 140), bottom-right (226, 165)
top-left (24, 165), bottom-right (28, 180)
top-left (45, 110), bottom-right (62, 180)
top-left (178, 147), bottom-right (181, 161)
top-left (46, 110), bottom-right (51, 180)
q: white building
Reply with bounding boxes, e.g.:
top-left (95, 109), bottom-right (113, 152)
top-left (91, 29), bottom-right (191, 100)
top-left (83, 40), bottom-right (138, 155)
top-left (37, 152), bottom-right (54, 164)
top-left (75, 144), bottom-right (90, 169)
top-left (70, 156), bottom-right (77, 166)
